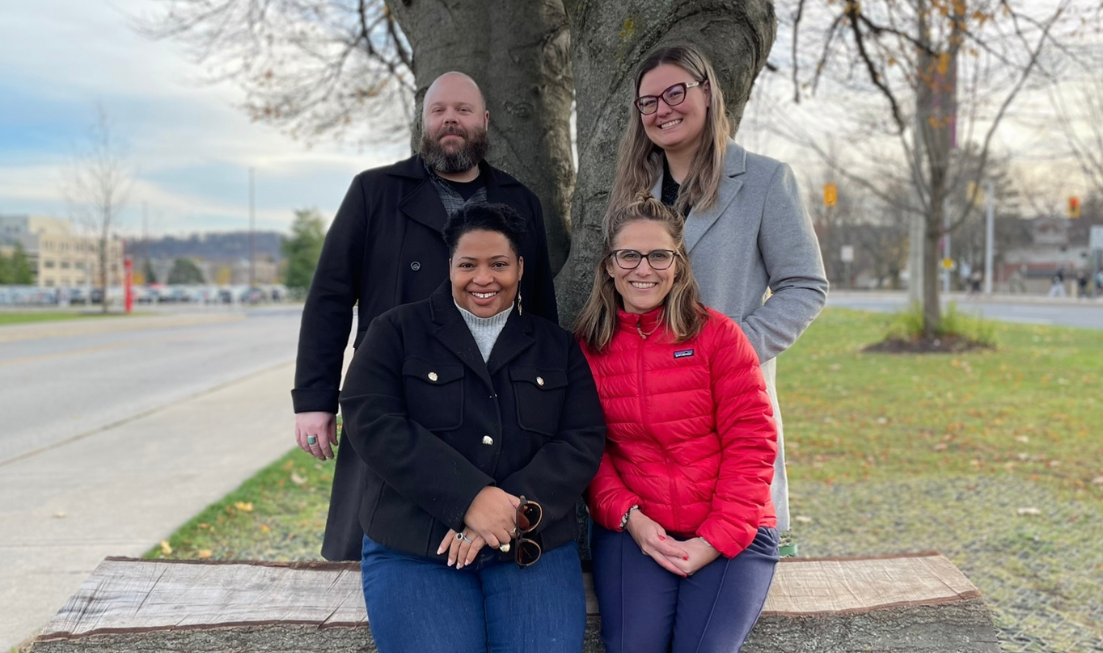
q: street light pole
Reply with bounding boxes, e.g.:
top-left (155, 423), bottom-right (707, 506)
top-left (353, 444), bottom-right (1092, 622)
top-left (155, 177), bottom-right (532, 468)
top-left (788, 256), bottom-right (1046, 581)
top-left (984, 179), bottom-right (994, 295)
top-left (249, 167), bottom-right (255, 288)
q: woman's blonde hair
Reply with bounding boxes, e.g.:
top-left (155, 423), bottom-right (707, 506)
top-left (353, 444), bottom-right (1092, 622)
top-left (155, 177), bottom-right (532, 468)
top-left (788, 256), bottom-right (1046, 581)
top-left (606, 44), bottom-right (731, 222)
top-left (574, 193), bottom-right (708, 353)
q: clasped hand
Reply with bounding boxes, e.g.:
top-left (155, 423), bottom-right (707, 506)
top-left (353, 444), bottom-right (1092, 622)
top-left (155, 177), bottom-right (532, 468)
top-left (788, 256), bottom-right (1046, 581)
top-left (625, 509), bottom-right (720, 577)
top-left (437, 487), bottom-right (519, 569)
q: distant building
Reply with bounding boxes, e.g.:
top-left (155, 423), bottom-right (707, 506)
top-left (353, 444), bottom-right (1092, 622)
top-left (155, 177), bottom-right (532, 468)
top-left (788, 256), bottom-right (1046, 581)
top-left (0, 214), bottom-right (125, 287)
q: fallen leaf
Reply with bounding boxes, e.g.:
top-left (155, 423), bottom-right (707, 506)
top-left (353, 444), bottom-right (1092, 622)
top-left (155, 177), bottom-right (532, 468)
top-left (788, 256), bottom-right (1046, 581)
top-left (53, 511), bottom-right (66, 519)
top-left (234, 501), bottom-right (254, 513)
top-left (260, 524), bottom-right (270, 533)
top-left (794, 515), bottom-right (813, 524)
top-left (198, 523), bottom-right (210, 529)
top-left (291, 472), bottom-right (307, 485)
top-left (160, 540), bottom-right (173, 556)
top-left (1091, 476), bottom-right (1103, 486)
top-left (197, 549), bottom-right (213, 559)
top-left (934, 443), bottom-right (948, 452)
top-left (1016, 507), bottom-right (1040, 516)
top-left (1015, 435), bottom-right (1029, 444)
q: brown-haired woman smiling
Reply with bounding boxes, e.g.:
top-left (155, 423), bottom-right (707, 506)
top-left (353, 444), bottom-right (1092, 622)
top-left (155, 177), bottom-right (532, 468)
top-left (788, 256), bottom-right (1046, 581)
top-left (339, 203), bottom-right (605, 653)
top-left (576, 193), bottom-right (779, 653)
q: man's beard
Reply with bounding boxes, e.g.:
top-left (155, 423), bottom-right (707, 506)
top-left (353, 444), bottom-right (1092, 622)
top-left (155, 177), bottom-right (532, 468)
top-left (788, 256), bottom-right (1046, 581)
top-left (420, 124), bottom-right (490, 175)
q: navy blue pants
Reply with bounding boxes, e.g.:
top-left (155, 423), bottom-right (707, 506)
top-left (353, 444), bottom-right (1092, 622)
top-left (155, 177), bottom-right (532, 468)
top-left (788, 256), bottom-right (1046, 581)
top-left (360, 535), bottom-right (587, 653)
top-left (591, 525), bottom-right (778, 653)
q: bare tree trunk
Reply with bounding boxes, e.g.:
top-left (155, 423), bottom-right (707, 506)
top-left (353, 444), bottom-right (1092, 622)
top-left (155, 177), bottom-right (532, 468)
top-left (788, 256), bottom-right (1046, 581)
top-left (385, 0), bottom-right (574, 274)
top-left (558, 0), bottom-right (776, 323)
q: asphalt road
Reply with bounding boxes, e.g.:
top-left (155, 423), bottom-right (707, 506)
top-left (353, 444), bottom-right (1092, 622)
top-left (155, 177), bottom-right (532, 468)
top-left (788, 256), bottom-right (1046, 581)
top-left (826, 292), bottom-right (1103, 330)
top-left (0, 307), bottom-right (305, 465)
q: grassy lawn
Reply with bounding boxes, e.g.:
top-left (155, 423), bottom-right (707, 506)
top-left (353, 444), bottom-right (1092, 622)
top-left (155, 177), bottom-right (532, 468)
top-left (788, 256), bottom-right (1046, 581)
top-left (780, 309), bottom-right (1102, 496)
top-left (147, 309), bottom-right (1103, 652)
top-left (0, 311), bottom-right (133, 326)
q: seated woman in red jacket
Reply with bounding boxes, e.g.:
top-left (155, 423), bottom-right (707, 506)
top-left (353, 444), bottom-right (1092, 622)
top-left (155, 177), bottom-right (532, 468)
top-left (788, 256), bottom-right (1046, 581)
top-left (574, 192), bottom-right (779, 653)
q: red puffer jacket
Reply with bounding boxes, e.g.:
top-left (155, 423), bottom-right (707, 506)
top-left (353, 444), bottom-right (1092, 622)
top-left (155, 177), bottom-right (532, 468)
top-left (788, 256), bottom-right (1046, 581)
top-left (583, 306), bottom-right (777, 558)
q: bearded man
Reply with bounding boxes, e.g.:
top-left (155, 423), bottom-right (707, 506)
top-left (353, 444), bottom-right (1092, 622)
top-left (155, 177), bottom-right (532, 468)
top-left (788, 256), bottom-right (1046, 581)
top-left (292, 71), bottom-right (558, 561)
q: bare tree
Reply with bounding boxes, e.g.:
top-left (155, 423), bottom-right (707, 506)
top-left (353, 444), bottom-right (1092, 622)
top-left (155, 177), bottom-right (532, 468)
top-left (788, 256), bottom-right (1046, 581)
top-left (1050, 70), bottom-right (1103, 198)
top-left (65, 106), bottom-right (132, 313)
top-left (137, 0), bottom-right (576, 274)
top-left (783, 0), bottom-right (1076, 337)
top-left (140, 0), bottom-right (776, 313)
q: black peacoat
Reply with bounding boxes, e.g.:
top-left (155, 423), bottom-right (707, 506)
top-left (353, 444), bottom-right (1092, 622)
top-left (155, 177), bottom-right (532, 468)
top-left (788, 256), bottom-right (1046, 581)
top-left (291, 154), bottom-right (559, 561)
top-left (338, 283), bottom-right (605, 561)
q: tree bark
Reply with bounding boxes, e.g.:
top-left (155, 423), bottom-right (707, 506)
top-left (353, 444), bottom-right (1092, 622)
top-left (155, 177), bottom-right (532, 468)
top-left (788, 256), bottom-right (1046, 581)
top-left (385, 0), bottom-right (575, 275)
top-left (558, 0), bottom-right (776, 324)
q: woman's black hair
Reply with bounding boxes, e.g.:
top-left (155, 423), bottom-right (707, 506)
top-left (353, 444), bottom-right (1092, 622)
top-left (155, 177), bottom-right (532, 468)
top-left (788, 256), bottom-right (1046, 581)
top-left (442, 202), bottom-right (528, 257)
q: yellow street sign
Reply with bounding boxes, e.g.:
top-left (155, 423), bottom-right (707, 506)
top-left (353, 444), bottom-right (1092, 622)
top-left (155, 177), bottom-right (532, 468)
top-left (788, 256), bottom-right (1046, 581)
top-left (941, 258), bottom-right (954, 270)
top-left (824, 183), bottom-right (837, 207)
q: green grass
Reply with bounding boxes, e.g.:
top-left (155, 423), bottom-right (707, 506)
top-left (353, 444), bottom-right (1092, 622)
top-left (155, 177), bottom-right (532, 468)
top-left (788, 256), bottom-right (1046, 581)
top-left (883, 301), bottom-right (998, 346)
top-left (780, 309), bottom-right (1102, 497)
top-left (143, 448), bottom-right (332, 561)
top-left (0, 311), bottom-right (135, 326)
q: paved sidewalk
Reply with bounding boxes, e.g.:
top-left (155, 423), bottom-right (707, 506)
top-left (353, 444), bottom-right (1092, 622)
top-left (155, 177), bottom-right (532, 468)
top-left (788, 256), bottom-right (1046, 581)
top-left (0, 361), bottom-right (297, 651)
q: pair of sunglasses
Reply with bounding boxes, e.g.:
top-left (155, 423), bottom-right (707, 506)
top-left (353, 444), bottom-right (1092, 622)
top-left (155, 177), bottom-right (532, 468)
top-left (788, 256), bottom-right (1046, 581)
top-left (514, 496), bottom-right (543, 568)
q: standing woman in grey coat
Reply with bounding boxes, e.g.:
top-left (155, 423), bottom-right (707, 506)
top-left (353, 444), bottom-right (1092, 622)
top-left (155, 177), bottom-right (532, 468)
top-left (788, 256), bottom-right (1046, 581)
top-left (607, 43), bottom-right (828, 533)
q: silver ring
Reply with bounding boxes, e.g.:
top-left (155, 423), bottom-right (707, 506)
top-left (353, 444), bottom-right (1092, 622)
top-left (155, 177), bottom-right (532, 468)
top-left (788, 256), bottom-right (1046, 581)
top-left (307, 436), bottom-right (317, 445)
top-left (457, 532), bottom-right (473, 544)
top-left (499, 542), bottom-right (511, 553)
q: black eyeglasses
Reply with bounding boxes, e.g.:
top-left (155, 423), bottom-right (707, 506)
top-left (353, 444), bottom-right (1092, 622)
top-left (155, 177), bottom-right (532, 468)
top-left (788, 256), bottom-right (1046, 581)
top-left (514, 496), bottom-right (542, 568)
top-left (610, 249), bottom-right (678, 270)
top-left (634, 81), bottom-right (702, 115)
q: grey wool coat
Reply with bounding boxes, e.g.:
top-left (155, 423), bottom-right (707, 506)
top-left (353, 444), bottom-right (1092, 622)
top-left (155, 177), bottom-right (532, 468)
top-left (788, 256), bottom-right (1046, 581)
top-left (651, 140), bottom-right (828, 531)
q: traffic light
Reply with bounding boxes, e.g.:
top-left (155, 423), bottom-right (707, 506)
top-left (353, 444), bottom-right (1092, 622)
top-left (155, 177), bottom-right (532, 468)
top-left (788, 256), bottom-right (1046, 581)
top-left (824, 183), bottom-right (838, 207)
top-left (1069, 197), bottom-right (1080, 219)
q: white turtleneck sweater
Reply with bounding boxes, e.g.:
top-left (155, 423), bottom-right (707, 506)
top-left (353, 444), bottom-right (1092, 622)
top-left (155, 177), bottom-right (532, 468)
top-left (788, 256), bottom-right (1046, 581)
top-left (455, 300), bottom-right (513, 362)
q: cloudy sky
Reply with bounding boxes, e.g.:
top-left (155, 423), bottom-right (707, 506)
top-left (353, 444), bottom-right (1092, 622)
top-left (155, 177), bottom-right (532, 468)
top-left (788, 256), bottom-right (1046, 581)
top-left (0, 0), bottom-right (408, 237)
top-left (2, 1), bottom-right (1094, 241)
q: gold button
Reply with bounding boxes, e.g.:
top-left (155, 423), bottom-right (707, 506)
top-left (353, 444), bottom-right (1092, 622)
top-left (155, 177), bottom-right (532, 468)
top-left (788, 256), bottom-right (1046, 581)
top-left (428, 372), bottom-right (438, 382)
top-left (482, 435), bottom-right (494, 446)
top-left (536, 376), bottom-right (544, 387)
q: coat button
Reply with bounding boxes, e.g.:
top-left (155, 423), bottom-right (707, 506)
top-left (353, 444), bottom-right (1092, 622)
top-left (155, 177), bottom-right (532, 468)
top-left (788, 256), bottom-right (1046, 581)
top-left (536, 376), bottom-right (545, 387)
top-left (410, 261), bottom-right (421, 271)
top-left (482, 435), bottom-right (494, 446)
top-left (428, 372), bottom-right (438, 382)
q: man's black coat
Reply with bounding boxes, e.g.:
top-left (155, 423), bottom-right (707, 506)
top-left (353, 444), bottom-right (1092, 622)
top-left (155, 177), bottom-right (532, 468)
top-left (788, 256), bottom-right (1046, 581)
top-left (292, 154), bottom-right (559, 561)
top-left (339, 283), bottom-right (605, 560)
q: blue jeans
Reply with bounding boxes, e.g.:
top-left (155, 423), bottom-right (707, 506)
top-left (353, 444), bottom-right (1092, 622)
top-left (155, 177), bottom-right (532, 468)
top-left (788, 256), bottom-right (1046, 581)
top-left (360, 535), bottom-right (587, 653)
top-left (591, 525), bottom-right (779, 653)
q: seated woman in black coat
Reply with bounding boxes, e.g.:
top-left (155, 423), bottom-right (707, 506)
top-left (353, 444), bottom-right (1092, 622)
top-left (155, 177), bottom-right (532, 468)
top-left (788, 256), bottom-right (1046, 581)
top-left (339, 202), bottom-right (606, 653)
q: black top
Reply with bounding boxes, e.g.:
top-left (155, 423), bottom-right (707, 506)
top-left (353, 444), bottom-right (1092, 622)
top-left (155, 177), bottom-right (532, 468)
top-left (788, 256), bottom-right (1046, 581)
top-left (660, 158), bottom-right (679, 209)
top-left (444, 174), bottom-right (486, 202)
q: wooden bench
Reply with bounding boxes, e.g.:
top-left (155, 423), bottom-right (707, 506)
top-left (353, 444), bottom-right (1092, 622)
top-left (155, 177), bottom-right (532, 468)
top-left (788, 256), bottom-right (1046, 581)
top-left (31, 552), bottom-right (999, 652)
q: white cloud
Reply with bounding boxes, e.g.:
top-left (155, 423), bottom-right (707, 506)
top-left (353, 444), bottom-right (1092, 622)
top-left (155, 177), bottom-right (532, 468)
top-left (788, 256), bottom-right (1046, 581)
top-left (0, 0), bottom-right (409, 236)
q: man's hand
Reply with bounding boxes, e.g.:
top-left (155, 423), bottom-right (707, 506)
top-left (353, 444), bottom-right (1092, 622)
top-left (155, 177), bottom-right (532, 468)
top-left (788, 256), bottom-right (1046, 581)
top-left (624, 509), bottom-right (690, 577)
top-left (296, 412), bottom-right (337, 461)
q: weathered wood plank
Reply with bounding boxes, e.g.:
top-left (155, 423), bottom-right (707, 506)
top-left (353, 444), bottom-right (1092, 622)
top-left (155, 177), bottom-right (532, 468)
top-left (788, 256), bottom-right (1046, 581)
top-left (31, 553), bottom-right (999, 653)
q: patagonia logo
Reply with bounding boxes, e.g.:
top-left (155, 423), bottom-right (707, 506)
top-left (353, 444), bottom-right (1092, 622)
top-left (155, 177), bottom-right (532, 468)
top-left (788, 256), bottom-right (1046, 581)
top-left (674, 349), bottom-right (695, 359)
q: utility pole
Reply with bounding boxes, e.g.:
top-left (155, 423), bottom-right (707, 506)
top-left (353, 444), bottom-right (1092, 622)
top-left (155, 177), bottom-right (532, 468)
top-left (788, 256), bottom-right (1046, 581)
top-left (142, 201), bottom-right (148, 284)
top-left (249, 167), bottom-right (255, 288)
top-left (983, 180), bottom-right (994, 295)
